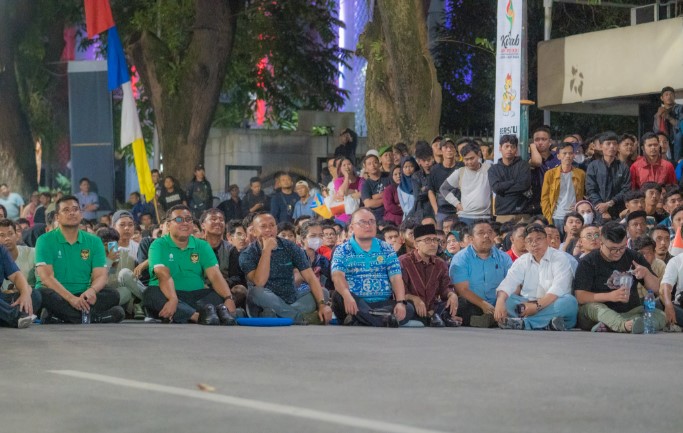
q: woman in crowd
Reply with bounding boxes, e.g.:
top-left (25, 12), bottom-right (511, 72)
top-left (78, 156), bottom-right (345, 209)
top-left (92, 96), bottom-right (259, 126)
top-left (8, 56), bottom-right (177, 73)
top-left (397, 156), bottom-right (418, 220)
top-left (332, 157), bottom-right (363, 225)
top-left (158, 176), bottom-right (187, 212)
top-left (383, 166), bottom-right (403, 226)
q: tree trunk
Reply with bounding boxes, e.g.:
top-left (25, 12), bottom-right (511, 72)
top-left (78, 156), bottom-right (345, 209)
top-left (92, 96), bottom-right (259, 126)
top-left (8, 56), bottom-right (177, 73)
top-left (0, 1), bottom-right (36, 196)
top-left (127, 0), bottom-right (239, 185)
top-left (359, 0), bottom-right (441, 148)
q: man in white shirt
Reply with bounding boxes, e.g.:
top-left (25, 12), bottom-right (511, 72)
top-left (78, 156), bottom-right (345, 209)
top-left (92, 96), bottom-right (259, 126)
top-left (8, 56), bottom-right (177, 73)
top-left (493, 224), bottom-right (578, 330)
top-left (439, 141), bottom-right (492, 226)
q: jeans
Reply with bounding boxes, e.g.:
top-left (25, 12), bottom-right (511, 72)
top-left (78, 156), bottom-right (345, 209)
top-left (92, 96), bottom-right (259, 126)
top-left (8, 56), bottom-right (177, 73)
top-left (246, 286), bottom-right (328, 319)
top-left (0, 290), bottom-right (42, 327)
top-left (143, 286), bottom-right (224, 323)
top-left (331, 291), bottom-right (416, 327)
top-left (578, 303), bottom-right (666, 332)
top-left (116, 268), bottom-right (146, 306)
top-left (39, 287), bottom-right (119, 324)
top-left (505, 294), bottom-right (578, 330)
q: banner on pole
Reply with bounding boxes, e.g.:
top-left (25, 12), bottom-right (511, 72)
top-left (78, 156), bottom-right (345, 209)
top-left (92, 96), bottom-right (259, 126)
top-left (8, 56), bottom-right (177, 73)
top-left (494, 0), bottom-right (522, 158)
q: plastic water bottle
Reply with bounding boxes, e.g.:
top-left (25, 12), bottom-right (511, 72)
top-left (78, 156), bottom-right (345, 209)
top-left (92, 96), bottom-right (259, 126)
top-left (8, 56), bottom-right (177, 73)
top-left (643, 290), bottom-right (656, 334)
top-left (81, 309), bottom-right (91, 324)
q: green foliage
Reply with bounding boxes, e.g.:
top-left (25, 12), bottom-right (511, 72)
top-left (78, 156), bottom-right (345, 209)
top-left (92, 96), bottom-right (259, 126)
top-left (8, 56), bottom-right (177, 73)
top-left (219, 0), bottom-right (352, 128)
top-left (311, 125), bottom-right (334, 136)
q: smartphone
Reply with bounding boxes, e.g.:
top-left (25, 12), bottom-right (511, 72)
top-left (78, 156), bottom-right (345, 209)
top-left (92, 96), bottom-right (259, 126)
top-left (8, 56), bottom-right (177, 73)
top-left (107, 241), bottom-right (119, 253)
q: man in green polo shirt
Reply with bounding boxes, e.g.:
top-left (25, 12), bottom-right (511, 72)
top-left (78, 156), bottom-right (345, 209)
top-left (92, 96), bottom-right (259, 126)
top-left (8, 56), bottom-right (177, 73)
top-left (36, 195), bottom-right (124, 324)
top-left (142, 205), bottom-right (239, 325)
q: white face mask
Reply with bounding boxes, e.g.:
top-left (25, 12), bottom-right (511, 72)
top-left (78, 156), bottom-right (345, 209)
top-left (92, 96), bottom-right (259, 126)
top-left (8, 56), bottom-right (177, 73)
top-left (581, 212), bottom-right (594, 225)
top-left (574, 154), bottom-right (585, 164)
top-left (307, 237), bottom-right (323, 251)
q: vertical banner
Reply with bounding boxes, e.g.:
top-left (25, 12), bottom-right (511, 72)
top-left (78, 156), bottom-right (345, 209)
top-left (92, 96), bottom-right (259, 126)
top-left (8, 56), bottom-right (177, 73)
top-left (494, 0), bottom-right (522, 160)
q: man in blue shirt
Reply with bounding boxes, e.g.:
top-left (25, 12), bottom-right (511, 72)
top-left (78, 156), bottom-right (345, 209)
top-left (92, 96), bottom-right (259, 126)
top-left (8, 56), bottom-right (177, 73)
top-left (331, 208), bottom-right (415, 327)
top-left (239, 213), bottom-right (332, 324)
top-left (0, 244), bottom-right (39, 328)
top-left (450, 219), bottom-right (512, 327)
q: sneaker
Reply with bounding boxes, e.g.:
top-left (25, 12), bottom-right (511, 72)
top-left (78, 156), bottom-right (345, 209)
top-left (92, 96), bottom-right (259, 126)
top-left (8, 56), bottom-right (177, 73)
top-left (197, 304), bottom-right (220, 326)
top-left (16, 314), bottom-right (34, 329)
top-left (429, 313), bottom-right (445, 328)
top-left (591, 322), bottom-right (609, 332)
top-left (215, 304), bottom-right (237, 326)
top-left (133, 303), bottom-right (146, 320)
top-left (663, 323), bottom-right (682, 333)
top-left (292, 313), bottom-right (309, 326)
top-left (630, 317), bottom-right (644, 334)
top-left (383, 314), bottom-right (399, 328)
top-left (498, 317), bottom-right (525, 330)
top-left (92, 306), bottom-right (125, 324)
top-left (548, 317), bottom-right (566, 331)
top-left (343, 315), bottom-right (360, 326)
top-left (39, 309), bottom-right (63, 325)
top-left (470, 313), bottom-right (495, 328)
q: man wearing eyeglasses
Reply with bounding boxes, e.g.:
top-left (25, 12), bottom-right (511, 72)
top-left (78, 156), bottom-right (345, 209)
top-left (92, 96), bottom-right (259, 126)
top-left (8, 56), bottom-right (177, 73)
top-left (143, 205), bottom-right (239, 325)
top-left (400, 224), bottom-right (460, 327)
top-left (574, 221), bottom-right (666, 333)
top-left (330, 208), bottom-right (415, 326)
top-left (575, 224), bottom-right (600, 258)
top-left (494, 224), bottom-right (577, 330)
top-left (239, 213), bottom-right (333, 324)
top-left (36, 195), bottom-right (123, 324)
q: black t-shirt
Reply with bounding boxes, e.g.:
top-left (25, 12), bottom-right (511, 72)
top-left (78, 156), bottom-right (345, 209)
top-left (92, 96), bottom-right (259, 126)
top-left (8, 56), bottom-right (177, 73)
top-left (160, 189), bottom-right (186, 211)
top-left (361, 174), bottom-right (390, 221)
top-left (427, 162), bottom-right (462, 215)
top-left (573, 249), bottom-right (650, 313)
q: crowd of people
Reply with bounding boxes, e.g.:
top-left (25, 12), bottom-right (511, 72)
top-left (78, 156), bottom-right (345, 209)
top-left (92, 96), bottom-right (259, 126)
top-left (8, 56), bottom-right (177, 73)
top-left (1, 87), bottom-right (682, 332)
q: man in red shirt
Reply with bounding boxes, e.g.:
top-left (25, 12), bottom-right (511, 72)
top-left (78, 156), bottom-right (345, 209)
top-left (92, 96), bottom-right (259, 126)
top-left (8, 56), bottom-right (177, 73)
top-left (630, 132), bottom-right (676, 190)
top-left (400, 224), bottom-right (460, 327)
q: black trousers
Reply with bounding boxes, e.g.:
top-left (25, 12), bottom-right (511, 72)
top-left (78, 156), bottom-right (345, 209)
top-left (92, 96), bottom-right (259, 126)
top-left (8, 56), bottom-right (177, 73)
top-left (331, 291), bottom-right (415, 327)
top-left (39, 288), bottom-right (119, 324)
top-left (143, 286), bottom-right (223, 323)
top-left (455, 297), bottom-right (496, 327)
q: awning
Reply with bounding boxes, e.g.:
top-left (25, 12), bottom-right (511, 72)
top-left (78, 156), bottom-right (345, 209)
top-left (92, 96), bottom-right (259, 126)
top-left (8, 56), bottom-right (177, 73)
top-left (538, 17), bottom-right (683, 115)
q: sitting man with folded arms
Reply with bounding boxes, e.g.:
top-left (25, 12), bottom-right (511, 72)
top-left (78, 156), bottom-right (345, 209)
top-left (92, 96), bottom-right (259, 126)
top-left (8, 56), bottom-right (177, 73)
top-left (400, 224), bottom-right (460, 327)
top-left (0, 244), bottom-right (39, 328)
top-left (331, 208), bottom-right (415, 327)
top-left (36, 195), bottom-right (123, 324)
top-left (450, 219), bottom-right (512, 327)
top-left (239, 213), bottom-right (332, 324)
top-left (143, 205), bottom-right (238, 325)
top-left (574, 221), bottom-right (666, 333)
top-left (494, 224), bottom-right (578, 330)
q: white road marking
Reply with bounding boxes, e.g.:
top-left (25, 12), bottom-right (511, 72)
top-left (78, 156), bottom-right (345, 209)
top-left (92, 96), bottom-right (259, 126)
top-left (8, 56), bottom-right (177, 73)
top-left (49, 370), bottom-right (449, 433)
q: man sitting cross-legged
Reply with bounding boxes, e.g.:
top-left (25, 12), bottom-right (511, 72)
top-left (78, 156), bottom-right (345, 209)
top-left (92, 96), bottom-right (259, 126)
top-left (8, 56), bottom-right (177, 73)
top-left (574, 221), bottom-right (666, 333)
top-left (36, 195), bottom-right (123, 324)
top-left (494, 224), bottom-right (578, 331)
top-left (143, 205), bottom-right (239, 325)
top-left (239, 213), bottom-right (332, 324)
top-left (400, 224), bottom-right (461, 327)
top-left (331, 208), bottom-right (415, 327)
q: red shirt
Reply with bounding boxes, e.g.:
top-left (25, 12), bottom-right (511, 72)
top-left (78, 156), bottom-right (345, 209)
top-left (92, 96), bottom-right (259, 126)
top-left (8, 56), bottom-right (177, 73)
top-left (506, 248), bottom-right (520, 262)
top-left (629, 156), bottom-right (676, 190)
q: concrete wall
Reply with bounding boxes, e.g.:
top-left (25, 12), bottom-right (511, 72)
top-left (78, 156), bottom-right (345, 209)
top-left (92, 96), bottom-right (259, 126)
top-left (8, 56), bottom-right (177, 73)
top-left (204, 128), bottom-right (368, 196)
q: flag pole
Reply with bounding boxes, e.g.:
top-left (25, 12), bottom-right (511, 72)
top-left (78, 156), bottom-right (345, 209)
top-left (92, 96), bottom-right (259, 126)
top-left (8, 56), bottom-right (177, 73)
top-left (152, 195), bottom-right (161, 224)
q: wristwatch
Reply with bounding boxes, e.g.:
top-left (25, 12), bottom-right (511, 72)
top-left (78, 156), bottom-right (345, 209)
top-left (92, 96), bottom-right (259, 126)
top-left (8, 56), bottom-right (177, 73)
top-left (397, 300), bottom-right (408, 305)
top-left (223, 295), bottom-right (234, 301)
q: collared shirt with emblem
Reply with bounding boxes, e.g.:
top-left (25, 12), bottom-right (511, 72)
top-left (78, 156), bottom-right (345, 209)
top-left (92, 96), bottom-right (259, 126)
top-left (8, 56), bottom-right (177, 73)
top-left (496, 247), bottom-right (573, 299)
top-left (400, 249), bottom-right (454, 311)
top-left (331, 237), bottom-right (401, 302)
top-left (35, 228), bottom-right (106, 294)
top-left (148, 234), bottom-right (218, 292)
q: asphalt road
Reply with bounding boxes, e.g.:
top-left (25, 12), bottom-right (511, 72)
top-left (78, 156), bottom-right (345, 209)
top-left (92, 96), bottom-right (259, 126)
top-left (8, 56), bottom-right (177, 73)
top-left (2, 323), bottom-right (682, 433)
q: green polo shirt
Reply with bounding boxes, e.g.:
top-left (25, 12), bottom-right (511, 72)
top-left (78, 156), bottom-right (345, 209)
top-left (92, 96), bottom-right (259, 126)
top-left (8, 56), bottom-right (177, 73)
top-left (35, 228), bottom-right (106, 295)
top-left (148, 234), bottom-right (218, 291)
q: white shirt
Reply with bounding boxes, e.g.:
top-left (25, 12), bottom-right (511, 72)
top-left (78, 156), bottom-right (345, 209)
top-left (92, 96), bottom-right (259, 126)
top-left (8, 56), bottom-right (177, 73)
top-left (496, 247), bottom-right (573, 299)
top-left (2, 245), bottom-right (35, 290)
top-left (661, 254), bottom-right (683, 301)
top-left (552, 171), bottom-right (575, 220)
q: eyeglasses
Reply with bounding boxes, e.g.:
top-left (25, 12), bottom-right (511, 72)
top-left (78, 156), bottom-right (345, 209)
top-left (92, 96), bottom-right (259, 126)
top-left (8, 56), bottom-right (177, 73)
top-left (583, 233), bottom-right (600, 240)
top-left (417, 237), bottom-right (439, 244)
top-left (172, 216), bottom-right (194, 224)
top-left (233, 232), bottom-right (246, 239)
top-left (353, 219), bottom-right (376, 227)
top-left (602, 243), bottom-right (627, 254)
top-left (59, 206), bottom-right (81, 214)
top-left (323, 232), bottom-right (338, 238)
top-left (525, 237), bottom-right (546, 245)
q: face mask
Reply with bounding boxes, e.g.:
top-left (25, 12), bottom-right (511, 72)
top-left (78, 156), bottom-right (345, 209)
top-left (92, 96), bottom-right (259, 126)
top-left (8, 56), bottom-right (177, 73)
top-left (574, 154), bottom-right (585, 164)
top-left (307, 237), bottom-right (323, 250)
top-left (581, 212), bottom-right (594, 225)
